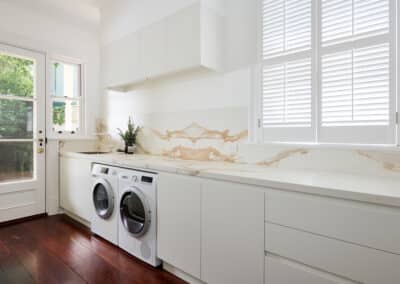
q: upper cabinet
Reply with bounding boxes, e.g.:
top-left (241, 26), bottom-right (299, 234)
top-left (102, 2), bottom-right (223, 91)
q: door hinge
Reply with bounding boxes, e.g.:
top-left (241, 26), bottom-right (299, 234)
top-left (396, 112), bottom-right (399, 124)
top-left (257, 118), bottom-right (261, 128)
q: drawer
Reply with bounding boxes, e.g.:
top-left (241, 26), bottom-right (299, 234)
top-left (265, 254), bottom-right (357, 284)
top-left (266, 188), bottom-right (400, 254)
top-left (266, 223), bottom-right (400, 284)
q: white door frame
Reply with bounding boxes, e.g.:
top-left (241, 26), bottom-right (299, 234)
top-left (0, 43), bottom-right (46, 222)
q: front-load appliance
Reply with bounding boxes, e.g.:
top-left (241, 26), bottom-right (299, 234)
top-left (91, 163), bottom-right (119, 245)
top-left (118, 168), bottom-right (161, 267)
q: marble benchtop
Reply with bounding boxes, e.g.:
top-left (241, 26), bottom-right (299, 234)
top-left (61, 151), bottom-right (400, 208)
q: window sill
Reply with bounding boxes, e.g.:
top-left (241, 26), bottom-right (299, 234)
top-left (244, 141), bottom-right (400, 152)
top-left (47, 135), bottom-right (96, 141)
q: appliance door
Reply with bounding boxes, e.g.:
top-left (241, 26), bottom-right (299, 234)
top-left (120, 187), bottom-right (150, 237)
top-left (92, 178), bottom-right (114, 219)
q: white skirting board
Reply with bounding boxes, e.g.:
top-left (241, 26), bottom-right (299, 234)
top-left (60, 208), bottom-right (91, 229)
top-left (163, 262), bottom-right (205, 284)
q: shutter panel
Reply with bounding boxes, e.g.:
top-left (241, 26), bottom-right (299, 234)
top-left (263, 59), bottom-right (312, 127)
top-left (262, 0), bottom-right (313, 142)
top-left (321, 44), bottom-right (390, 126)
top-left (319, 0), bottom-right (394, 144)
top-left (263, 0), bottom-right (311, 58)
top-left (322, 0), bottom-right (390, 46)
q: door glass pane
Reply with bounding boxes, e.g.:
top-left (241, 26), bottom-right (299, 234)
top-left (0, 142), bottom-right (33, 182)
top-left (0, 99), bottom-right (33, 138)
top-left (120, 192), bottom-right (146, 235)
top-left (52, 99), bottom-right (80, 133)
top-left (0, 53), bottom-right (34, 98)
top-left (51, 61), bottom-right (80, 98)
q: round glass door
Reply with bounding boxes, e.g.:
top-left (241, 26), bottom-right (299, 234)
top-left (93, 181), bottom-right (114, 219)
top-left (120, 189), bottom-right (150, 237)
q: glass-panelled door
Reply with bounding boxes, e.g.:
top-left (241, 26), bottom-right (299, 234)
top-left (0, 43), bottom-right (46, 222)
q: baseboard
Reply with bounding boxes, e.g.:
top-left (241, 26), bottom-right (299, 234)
top-left (163, 262), bottom-right (205, 284)
top-left (0, 213), bottom-right (47, 227)
top-left (60, 209), bottom-right (91, 229)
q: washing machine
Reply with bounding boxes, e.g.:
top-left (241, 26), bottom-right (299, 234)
top-left (91, 163), bottom-right (119, 245)
top-left (118, 168), bottom-right (161, 267)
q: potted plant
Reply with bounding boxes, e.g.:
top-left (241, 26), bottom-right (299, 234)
top-left (117, 117), bottom-right (139, 154)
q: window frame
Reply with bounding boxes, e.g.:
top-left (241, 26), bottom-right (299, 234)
top-left (255, 0), bottom-right (398, 147)
top-left (46, 55), bottom-right (86, 139)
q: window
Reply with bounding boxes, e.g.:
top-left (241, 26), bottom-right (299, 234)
top-left (49, 59), bottom-right (83, 135)
top-left (260, 0), bottom-right (396, 145)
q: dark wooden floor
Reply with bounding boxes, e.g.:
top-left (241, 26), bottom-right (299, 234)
top-left (0, 215), bottom-right (187, 284)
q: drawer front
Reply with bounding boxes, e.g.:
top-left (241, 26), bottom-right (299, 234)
top-left (266, 223), bottom-right (400, 284)
top-left (266, 189), bottom-right (400, 254)
top-left (265, 254), bottom-right (356, 284)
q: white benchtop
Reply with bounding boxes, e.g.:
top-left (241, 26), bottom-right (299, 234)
top-left (61, 152), bottom-right (400, 208)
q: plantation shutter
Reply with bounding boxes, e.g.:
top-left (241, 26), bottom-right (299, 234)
top-left (319, 0), bottom-right (395, 144)
top-left (262, 0), bottom-right (314, 142)
top-left (261, 0), bottom-right (395, 144)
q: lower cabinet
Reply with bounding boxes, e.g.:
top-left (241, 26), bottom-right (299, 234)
top-left (157, 172), bottom-right (202, 279)
top-left (157, 173), bottom-right (265, 284)
top-left (265, 189), bottom-right (400, 284)
top-left (60, 156), bottom-right (92, 221)
top-left (266, 254), bottom-right (342, 284)
top-left (201, 179), bottom-right (265, 284)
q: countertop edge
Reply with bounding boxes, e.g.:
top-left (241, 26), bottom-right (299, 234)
top-left (60, 152), bottom-right (400, 208)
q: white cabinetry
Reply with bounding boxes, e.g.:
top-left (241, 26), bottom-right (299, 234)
top-left (102, 32), bottom-right (142, 89)
top-left (141, 21), bottom-right (168, 77)
top-left (102, 2), bottom-right (222, 90)
top-left (202, 180), bottom-right (264, 284)
top-left (265, 254), bottom-right (346, 284)
top-left (157, 172), bottom-right (202, 279)
top-left (60, 156), bottom-right (92, 221)
top-left (265, 189), bottom-right (400, 284)
top-left (157, 174), bottom-right (264, 284)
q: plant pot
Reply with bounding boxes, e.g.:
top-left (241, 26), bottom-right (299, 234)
top-left (124, 144), bottom-right (136, 154)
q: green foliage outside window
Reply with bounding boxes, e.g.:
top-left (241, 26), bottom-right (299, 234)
top-left (0, 54), bottom-right (34, 176)
top-left (53, 101), bottom-right (65, 126)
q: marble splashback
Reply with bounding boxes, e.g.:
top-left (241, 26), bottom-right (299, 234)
top-left (135, 107), bottom-right (248, 162)
top-left (101, 106), bottom-right (400, 178)
top-left (237, 144), bottom-right (400, 178)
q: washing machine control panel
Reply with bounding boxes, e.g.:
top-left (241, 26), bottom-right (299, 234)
top-left (92, 164), bottom-right (114, 177)
top-left (141, 176), bottom-right (153, 184)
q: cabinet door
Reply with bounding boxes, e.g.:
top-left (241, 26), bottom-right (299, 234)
top-left (141, 21), bottom-right (167, 77)
top-left (60, 157), bottom-right (92, 221)
top-left (102, 32), bottom-right (143, 88)
top-left (166, 3), bottom-right (200, 72)
top-left (157, 172), bottom-right (201, 279)
top-left (202, 179), bottom-right (264, 284)
top-left (266, 255), bottom-right (346, 284)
